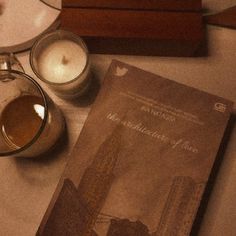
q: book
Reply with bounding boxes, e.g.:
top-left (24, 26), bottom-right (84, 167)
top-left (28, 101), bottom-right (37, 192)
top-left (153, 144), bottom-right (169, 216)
top-left (204, 6), bottom-right (236, 29)
top-left (37, 60), bottom-right (233, 236)
top-left (61, 0), bottom-right (206, 57)
top-left (62, 0), bottom-right (202, 12)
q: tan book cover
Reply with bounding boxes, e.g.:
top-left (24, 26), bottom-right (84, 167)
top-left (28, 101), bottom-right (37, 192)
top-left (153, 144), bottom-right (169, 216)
top-left (37, 60), bottom-right (233, 236)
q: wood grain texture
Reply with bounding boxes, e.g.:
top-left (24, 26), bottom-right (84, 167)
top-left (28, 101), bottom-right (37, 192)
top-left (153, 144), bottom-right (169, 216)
top-left (62, 0), bottom-right (202, 12)
top-left (204, 6), bottom-right (236, 29)
top-left (61, 9), bottom-right (206, 56)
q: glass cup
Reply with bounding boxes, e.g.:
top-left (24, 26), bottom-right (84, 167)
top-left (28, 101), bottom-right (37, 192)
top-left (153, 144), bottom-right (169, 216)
top-left (30, 30), bottom-right (91, 99)
top-left (0, 53), bottom-right (65, 158)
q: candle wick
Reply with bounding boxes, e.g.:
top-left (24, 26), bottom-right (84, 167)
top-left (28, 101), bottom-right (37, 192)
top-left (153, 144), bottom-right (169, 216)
top-left (62, 55), bottom-right (69, 65)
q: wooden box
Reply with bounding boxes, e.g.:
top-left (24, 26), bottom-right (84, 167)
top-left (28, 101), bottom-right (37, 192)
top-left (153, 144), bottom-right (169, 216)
top-left (61, 0), bottom-right (206, 56)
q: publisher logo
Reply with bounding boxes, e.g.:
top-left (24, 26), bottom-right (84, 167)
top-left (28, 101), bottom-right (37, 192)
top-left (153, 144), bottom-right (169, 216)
top-left (214, 103), bottom-right (227, 113)
top-left (114, 66), bottom-right (128, 77)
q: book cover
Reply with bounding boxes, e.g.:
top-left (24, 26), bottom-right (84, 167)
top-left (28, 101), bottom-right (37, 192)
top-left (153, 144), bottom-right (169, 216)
top-left (37, 60), bottom-right (233, 236)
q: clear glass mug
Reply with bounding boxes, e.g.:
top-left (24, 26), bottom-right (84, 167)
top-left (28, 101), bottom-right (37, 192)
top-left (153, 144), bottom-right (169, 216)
top-left (0, 53), bottom-right (65, 158)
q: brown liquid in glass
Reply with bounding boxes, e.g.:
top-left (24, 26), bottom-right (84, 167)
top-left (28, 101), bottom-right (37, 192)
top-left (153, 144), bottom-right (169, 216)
top-left (0, 95), bottom-right (45, 148)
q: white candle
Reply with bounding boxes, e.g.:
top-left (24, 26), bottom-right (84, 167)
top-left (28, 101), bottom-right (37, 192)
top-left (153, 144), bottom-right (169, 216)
top-left (31, 30), bottom-right (91, 98)
top-left (38, 39), bottom-right (87, 84)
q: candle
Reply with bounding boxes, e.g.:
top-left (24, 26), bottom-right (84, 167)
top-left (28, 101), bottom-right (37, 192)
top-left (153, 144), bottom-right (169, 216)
top-left (38, 40), bottom-right (87, 84)
top-left (30, 30), bottom-right (91, 98)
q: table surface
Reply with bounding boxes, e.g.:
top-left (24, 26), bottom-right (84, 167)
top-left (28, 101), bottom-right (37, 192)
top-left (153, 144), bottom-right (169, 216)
top-left (1, 1), bottom-right (236, 236)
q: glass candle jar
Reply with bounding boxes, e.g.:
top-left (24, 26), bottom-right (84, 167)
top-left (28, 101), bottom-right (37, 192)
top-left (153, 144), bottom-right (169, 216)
top-left (30, 30), bottom-right (91, 99)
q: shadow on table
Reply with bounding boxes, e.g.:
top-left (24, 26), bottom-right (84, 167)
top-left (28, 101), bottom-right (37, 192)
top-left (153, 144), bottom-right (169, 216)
top-left (65, 73), bottom-right (101, 107)
top-left (191, 113), bottom-right (236, 235)
top-left (13, 124), bottom-right (69, 186)
top-left (0, 3), bottom-right (4, 15)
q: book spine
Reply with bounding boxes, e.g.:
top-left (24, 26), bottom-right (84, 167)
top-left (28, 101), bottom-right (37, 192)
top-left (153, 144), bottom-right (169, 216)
top-left (62, 0), bottom-right (202, 12)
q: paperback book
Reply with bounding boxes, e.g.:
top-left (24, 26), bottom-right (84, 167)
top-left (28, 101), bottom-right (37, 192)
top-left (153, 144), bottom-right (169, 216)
top-left (37, 60), bottom-right (233, 236)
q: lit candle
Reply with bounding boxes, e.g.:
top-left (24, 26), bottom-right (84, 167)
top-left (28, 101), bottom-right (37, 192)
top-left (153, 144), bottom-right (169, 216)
top-left (30, 30), bottom-right (91, 98)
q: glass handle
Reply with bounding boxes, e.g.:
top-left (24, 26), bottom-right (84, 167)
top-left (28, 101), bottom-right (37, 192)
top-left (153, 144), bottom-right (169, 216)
top-left (0, 53), bottom-right (25, 73)
top-left (0, 53), bottom-right (25, 82)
